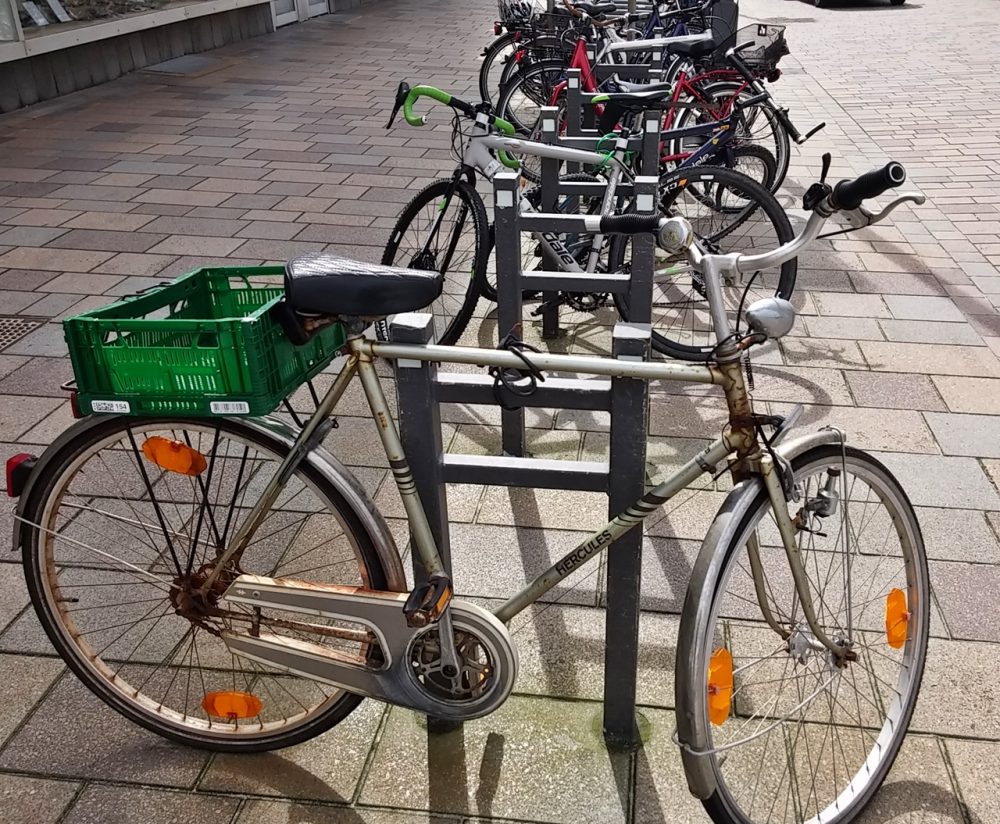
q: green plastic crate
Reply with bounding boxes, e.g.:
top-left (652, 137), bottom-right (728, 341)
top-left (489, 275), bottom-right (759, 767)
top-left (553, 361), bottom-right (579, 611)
top-left (63, 266), bottom-right (345, 417)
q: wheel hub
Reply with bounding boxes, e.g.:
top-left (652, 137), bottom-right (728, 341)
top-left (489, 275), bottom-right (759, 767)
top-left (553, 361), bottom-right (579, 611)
top-left (169, 563), bottom-right (237, 629)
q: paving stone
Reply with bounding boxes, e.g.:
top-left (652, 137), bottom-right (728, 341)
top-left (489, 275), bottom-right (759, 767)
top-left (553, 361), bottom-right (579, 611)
top-left (237, 802), bottom-right (457, 823)
top-left (37, 271), bottom-right (124, 294)
top-left (925, 412), bottom-right (1000, 458)
top-left (917, 507), bottom-right (1000, 563)
top-left (771, 402), bottom-right (939, 454)
top-left (200, 700), bottom-right (383, 803)
top-left (856, 736), bottom-right (963, 824)
top-left (931, 560), bottom-right (1000, 642)
top-left (360, 697), bottom-right (632, 822)
top-left (884, 295), bottom-right (966, 322)
top-left (801, 315), bottom-right (884, 340)
top-left (0, 654), bottom-right (64, 748)
top-left (0, 225), bottom-right (69, 246)
top-left (0, 393), bottom-right (62, 438)
top-left (944, 739), bottom-right (1000, 824)
top-left (0, 675), bottom-right (210, 785)
top-left (877, 453), bottom-right (1000, 510)
top-left (62, 784), bottom-right (239, 824)
top-left (0, 773), bottom-right (79, 824)
top-left (913, 638), bottom-right (1000, 739)
top-left (813, 292), bottom-right (890, 318)
top-left (0, 247), bottom-right (113, 272)
top-left (879, 319), bottom-right (984, 346)
top-left (845, 371), bottom-right (947, 411)
top-left (931, 376), bottom-right (1000, 414)
top-left (859, 341), bottom-right (1000, 377)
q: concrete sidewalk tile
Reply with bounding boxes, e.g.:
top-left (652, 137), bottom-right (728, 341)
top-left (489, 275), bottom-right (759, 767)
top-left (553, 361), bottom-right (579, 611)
top-left (801, 315), bottom-right (884, 340)
top-left (62, 784), bottom-right (239, 824)
top-left (0, 225), bottom-right (70, 246)
top-left (913, 638), bottom-right (1000, 738)
top-left (0, 247), bottom-right (113, 272)
top-left (237, 803), bottom-right (456, 823)
top-left (931, 376), bottom-right (1000, 414)
top-left (930, 561), bottom-right (1000, 642)
top-left (0, 654), bottom-right (64, 745)
top-left (0, 675), bottom-right (210, 785)
top-left (856, 736), bottom-right (962, 824)
top-left (859, 341), bottom-right (1000, 377)
top-left (0, 774), bottom-right (79, 824)
top-left (360, 697), bottom-right (632, 823)
top-left (781, 338), bottom-right (868, 369)
top-left (0, 394), bottom-right (63, 437)
top-left (879, 319), bottom-right (984, 346)
top-left (200, 701), bottom-right (383, 803)
top-left (37, 272), bottom-right (124, 295)
top-left (145, 235), bottom-right (245, 256)
top-left (944, 739), bottom-right (1000, 824)
top-left (925, 412), bottom-right (1000, 458)
top-left (884, 295), bottom-right (966, 322)
top-left (877, 454), bottom-right (1000, 510)
top-left (845, 371), bottom-right (947, 411)
top-left (813, 292), bottom-right (889, 318)
top-left (917, 507), bottom-right (1000, 563)
top-left (771, 402), bottom-right (938, 454)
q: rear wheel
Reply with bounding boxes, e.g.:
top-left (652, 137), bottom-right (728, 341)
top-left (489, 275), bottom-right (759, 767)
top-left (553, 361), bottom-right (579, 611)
top-left (21, 416), bottom-right (390, 752)
top-left (380, 178), bottom-right (488, 345)
top-left (479, 33), bottom-right (518, 107)
top-left (613, 165), bottom-right (796, 360)
top-left (682, 445), bottom-right (929, 824)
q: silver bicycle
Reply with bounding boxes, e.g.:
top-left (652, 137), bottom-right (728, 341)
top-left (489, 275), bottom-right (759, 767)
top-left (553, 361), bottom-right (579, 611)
top-left (12, 160), bottom-right (927, 824)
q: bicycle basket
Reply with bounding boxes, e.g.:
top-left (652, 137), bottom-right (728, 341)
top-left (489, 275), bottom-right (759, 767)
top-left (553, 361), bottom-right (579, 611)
top-left (63, 267), bottom-right (344, 417)
top-left (731, 23), bottom-right (789, 71)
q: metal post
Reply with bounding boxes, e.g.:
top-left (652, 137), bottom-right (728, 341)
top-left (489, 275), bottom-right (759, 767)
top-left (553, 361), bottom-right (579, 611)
top-left (493, 171), bottom-right (526, 457)
top-left (539, 106), bottom-right (563, 341)
top-left (390, 313), bottom-right (458, 734)
top-left (390, 313), bottom-right (451, 583)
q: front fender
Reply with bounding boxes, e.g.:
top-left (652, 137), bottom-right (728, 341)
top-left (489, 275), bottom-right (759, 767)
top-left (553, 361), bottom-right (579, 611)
top-left (11, 415), bottom-right (408, 594)
top-left (675, 427), bottom-right (843, 801)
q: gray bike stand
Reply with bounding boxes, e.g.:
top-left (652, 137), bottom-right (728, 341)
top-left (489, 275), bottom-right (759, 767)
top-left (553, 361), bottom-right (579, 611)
top-left (391, 88), bottom-right (663, 747)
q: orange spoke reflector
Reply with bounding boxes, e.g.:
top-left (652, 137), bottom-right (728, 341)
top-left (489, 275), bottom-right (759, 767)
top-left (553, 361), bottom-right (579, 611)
top-left (707, 647), bottom-right (733, 726)
top-left (142, 436), bottom-right (207, 477)
top-left (202, 691), bottom-right (263, 720)
top-left (885, 588), bottom-right (909, 649)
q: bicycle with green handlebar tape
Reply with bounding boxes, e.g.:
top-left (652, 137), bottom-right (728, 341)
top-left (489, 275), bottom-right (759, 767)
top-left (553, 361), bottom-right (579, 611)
top-left (382, 81), bottom-right (797, 362)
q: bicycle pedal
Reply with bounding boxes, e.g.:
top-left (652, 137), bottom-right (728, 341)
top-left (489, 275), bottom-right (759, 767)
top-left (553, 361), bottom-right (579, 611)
top-left (402, 574), bottom-right (454, 628)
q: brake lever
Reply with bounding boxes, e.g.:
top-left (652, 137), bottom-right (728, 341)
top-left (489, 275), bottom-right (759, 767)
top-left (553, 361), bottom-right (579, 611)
top-left (386, 81), bottom-right (410, 129)
top-left (842, 191), bottom-right (926, 229)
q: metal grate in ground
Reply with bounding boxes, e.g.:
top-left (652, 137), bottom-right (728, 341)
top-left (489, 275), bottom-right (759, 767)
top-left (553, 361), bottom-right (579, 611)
top-left (0, 317), bottom-right (41, 351)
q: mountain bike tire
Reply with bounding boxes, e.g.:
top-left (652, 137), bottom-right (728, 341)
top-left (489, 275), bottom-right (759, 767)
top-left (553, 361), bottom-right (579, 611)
top-left (380, 178), bottom-right (489, 346)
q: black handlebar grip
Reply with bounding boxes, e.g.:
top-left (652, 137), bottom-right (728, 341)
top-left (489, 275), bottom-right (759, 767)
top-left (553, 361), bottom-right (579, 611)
top-left (831, 162), bottom-right (906, 211)
top-left (599, 213), bottom-right (661, 235)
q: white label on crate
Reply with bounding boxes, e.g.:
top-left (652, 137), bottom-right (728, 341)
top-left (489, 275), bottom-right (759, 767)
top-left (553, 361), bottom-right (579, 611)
top-left (91, 400), bottom-right (131, 413)
top-left (210, 401), bottom-right (250, 415)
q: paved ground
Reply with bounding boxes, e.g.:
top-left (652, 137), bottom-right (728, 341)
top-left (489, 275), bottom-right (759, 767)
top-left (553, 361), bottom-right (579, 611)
top-left (1, 0), bottom-right (1000, 821)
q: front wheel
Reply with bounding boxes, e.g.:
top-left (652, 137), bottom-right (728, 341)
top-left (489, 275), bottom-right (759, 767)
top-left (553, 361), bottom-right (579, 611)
top-left (612, 165), bottom-right (796, 361)
top-left (680, 445), bottom-right (930, 824)
top-left (20, 415), bottom-right (393, 751)
top-left (381, 178), bottom-right (488, 345)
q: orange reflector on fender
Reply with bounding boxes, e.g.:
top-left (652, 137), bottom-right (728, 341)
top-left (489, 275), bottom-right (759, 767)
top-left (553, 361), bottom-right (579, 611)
top-left (142, 436), bottom-right (207, 476)
top-left (202, 691), bottom-right (263, 720)
top-left (886, 588), bottom-right (909, 649)
top-left (708, 647), bottom-right (733, 726)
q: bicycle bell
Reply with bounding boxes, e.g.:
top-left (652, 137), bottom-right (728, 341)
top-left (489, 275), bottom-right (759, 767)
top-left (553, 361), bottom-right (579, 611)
top-left (744, 297), bottom-right (796, 340)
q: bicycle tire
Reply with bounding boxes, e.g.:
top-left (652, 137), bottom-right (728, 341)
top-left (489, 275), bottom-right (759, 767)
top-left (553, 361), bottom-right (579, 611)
top-left (679, 445), bottom-right (929, 824)
top-left (380, 178), bottom-right (488, 346)
top-left (673, 79), bottom-right (791, 194)
top-left (20, 415), bottom-right (392, 752)
top-left (479, 32), bottom-right (519, 107)
top-left (480, 171), bottom-right (607, 303)
top-left (611, 165), bottom-right (796, 360)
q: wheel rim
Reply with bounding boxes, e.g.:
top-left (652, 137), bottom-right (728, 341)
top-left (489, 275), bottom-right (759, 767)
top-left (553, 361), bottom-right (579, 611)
top-left (701, 452), bottom-right (927, 823)
top-left (33, 420), bottom-right (374, 741)
top-left (387, 190), bottom-right (479, 342)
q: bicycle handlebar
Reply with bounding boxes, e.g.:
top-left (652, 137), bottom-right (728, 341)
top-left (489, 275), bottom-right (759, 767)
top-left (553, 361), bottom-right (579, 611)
top-left (831, 162), bottom-right (906, 210)
top-left (390, 83), bottom-right (520, 170)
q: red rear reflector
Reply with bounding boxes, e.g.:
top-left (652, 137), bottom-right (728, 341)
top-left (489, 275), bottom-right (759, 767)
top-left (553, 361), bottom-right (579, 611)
top-left (494, 21), bottom-right (502, 34)
top-left (6, 453), bottom-right (37, 498)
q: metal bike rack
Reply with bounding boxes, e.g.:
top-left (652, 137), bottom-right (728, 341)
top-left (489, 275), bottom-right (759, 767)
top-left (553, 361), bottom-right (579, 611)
top-left (391, 82), bottom-right (662, 748)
